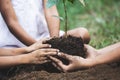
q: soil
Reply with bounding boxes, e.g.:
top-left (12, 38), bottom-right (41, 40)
top-left (0, 36), bottom-right (120, 80)
top-left (45, 35), bottom-right (86, 57)
top-left (0, 62), bottom-right (120, 80)
top-left (45, 35), bottom-right (86, 64)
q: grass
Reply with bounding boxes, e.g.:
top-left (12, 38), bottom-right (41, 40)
top-left (57, 0), bottom-right (120, 49)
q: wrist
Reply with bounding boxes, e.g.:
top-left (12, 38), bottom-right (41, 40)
top-left (20, 54), bottom-right (32, 64)
top-left (77, 57), bottom-right (95, 69)
top-left (13, 54), bottom-right (30, 64)
top-left (24, 47), bottom-right (34, 53)
top-left (88, 58), bottom-right (98, 67)
top-left (22, 52), bottom-right (36, 64)
top-left (50, 32), bottom-right (59, 37)
top-left (83, 58), bottom-right (96, 68)
top-left (12, 47), bottom-right (31, 55)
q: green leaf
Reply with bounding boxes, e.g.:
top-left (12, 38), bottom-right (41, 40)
top-left (52, 15), bottom-right (64, 21)
top-left (79, 0), bottom-right (85, 6)
top-left (46, 0), bottom-right (60, 8)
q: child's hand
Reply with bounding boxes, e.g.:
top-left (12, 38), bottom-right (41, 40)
top-left (25, 48), bottom-right (58, 64)
top-left (26, 38), bottom-right (51, 52)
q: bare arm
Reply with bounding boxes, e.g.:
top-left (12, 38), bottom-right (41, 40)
top-left (0, 39), bottom-right (51, 56)
top-left (0, 48), bottom-right (58, 69)
top-left (49, 42), bottom-right (120, 72)
top-left (0, 48), bottom-right (28, 56)
top-left (44, 0), bottom-right (60, 37)
top-left (92, 42), bottom-right (120, 66)
top-left (0, 54), bottom-right (29, 68)
top-left (0, 0), bottom-right (36, 46)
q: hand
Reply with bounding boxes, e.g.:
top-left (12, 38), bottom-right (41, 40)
top-left (84, 44), bottom-right (99, 58)
top-left (49, 53), bottom-right (93, 72)
top-left (25, 48), bottom-right (59, 64)
top-left (26, 38), bottom-right (51, 52)
top-left (49, 45), bottom-right (99, 72)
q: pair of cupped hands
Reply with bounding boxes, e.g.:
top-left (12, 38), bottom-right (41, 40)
top-left (25, 38), bottom-right (97, 72)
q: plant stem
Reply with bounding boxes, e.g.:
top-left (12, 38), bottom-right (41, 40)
top-left (63, 0), bottom-right (68, 37)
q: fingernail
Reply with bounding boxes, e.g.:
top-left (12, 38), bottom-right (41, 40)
top-left (57, 52), bottom-right (61, 56)
top-left (49, 45), bottom-right (51, 47)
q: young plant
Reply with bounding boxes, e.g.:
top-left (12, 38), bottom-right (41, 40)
top-left (47, 0), bottom-right (85, 37)
top-left (45, 0), bottom-right (86, 58)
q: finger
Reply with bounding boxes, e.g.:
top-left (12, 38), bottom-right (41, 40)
top-left (49, 56), bottom-right (66, 71)
top-left (39, 60), bottom-right (51, 64)
top-left (38, 57), bottom-right (48, 61)
top-left (41, 44), bottom-right (51, 48)
top-left (57, 52), bottom-right (73, 61)
top-left (33, 59), bottom-right (50, 64)
top-left (42, 52), bottom-right (58, 56)
top-left (52, 62), bottom-right (57, 67)
top-left (35, 49), bottom-right (58, 57)
top-left (52, 62), bottom-right (63, 71)
top-left (40, 48), bottom-right (59, 52)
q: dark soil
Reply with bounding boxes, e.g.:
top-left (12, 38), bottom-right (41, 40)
top-left (45, 35), bottom-right (86, 64)
top-left (45, 35), bottom-right (86, 57)
top-left (0, 62), bottom-right (120, 80)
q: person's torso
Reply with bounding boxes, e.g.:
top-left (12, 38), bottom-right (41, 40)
top-left (0, 0), bottom-right (49, 48)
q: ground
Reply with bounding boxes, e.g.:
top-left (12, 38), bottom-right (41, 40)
top-left (1, 62), bottom-right (120, 80)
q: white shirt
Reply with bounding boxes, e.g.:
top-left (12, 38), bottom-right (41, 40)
top-left (0, 0), bottom-right (50, 48)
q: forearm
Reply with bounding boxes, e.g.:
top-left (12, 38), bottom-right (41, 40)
top-left (92, 42), bottom-right (120, 66)
top-left (0, 54), bottom-right (29, 68)
top-left (44, 0), bottom-right (60, 37)
top-left (0, 0), bottom-right (36, 46)
top-left (7, 22), bottom-right (36, 46)
top-left (0, 47), bottom-right (30, 56)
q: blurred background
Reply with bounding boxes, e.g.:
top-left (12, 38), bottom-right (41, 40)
top-left (57, 0), bottom-right (120, 48)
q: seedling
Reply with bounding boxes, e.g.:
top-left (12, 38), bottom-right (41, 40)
top-left (47, 0), bottom-right (85, 37)
top-left (45, 0), bottom-right (86, 58)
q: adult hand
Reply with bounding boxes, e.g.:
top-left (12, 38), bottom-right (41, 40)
top-left (84, 44), bottom-right (99, 58)
top-left (49, 53), bottom-right (93, 72)
top-left (25, 48), bottom-right (59, 64)
top-left (26, 38), bottom-right (51, 52)
top-left (49, 45), bottom-right (98, 72)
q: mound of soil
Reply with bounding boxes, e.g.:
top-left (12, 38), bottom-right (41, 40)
top-left (45, 35), bottom-right (86, 57)
top-left (45, 35), bottom-right (86, 64)
top-left (1, 62), bottom-right (120, 80)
